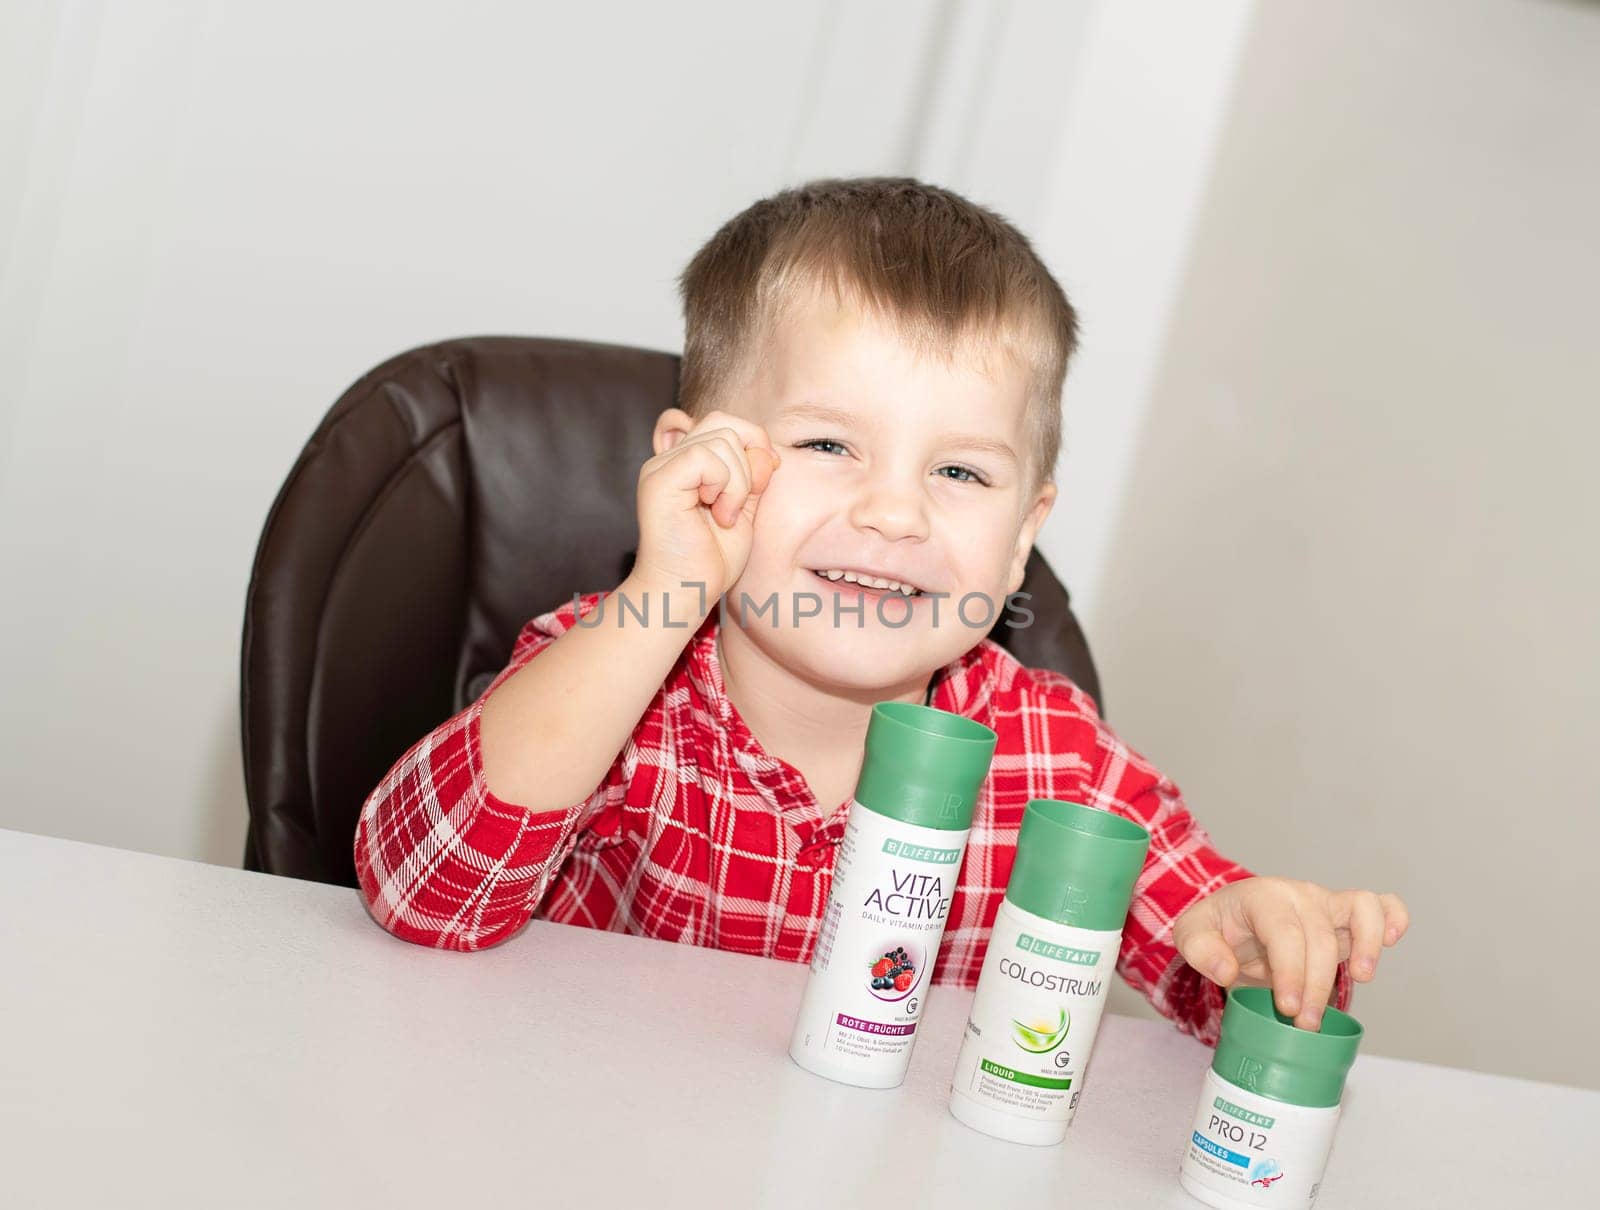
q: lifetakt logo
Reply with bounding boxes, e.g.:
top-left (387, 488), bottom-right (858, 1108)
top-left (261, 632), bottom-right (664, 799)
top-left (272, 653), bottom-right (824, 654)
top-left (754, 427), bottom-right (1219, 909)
top-left (881, 839), bottom-right (962, 864)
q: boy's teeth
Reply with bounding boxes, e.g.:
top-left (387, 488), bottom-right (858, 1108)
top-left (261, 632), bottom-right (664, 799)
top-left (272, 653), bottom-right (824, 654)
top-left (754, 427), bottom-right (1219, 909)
top-left (816, 569), bottom-right (921, 596)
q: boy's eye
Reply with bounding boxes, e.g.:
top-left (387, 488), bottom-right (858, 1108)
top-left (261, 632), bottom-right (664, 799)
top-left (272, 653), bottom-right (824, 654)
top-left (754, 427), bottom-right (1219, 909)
top-left (796, 438), bottom-right (848, 456)
top-left (936, 464), bottom-right (988, 486)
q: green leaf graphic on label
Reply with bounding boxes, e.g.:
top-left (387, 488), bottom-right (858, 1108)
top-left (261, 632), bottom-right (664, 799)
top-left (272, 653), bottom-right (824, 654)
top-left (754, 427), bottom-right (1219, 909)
top-left (1010, 1006), bottom-right (1070, 1053)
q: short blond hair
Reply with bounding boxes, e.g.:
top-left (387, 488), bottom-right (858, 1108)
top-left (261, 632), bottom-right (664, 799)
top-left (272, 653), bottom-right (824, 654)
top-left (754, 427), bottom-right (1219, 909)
top-left (676, 177), bottom-right (1079, 486)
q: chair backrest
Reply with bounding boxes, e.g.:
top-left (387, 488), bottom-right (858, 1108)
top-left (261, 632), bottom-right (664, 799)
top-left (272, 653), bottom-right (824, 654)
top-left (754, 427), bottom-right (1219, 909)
top-left (240, 336), bottom-right (1100, 884)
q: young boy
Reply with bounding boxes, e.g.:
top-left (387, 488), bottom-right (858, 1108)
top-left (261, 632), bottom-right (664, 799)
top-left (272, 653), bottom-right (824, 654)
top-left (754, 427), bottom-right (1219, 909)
top-left (355, 177), bottom-right (1408, 1046)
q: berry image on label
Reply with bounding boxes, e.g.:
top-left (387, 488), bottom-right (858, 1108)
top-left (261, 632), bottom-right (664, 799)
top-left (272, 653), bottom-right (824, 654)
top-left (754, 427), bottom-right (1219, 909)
top-left (866, 942), bottom-right (923, 1001)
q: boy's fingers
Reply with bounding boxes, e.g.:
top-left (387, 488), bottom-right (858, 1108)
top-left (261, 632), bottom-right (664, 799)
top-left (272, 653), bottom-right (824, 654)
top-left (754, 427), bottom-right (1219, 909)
top-left (689, 413), bottom-right (779, 503)
top-left (1177, 926), bottom-right (1239, 988)
top-left (1343, 890), bottom-right (1386, 981)
top-left (1253, 909), bottom-right (1307, 1020)
top-left (1297, 914), bottom-right (1339, 1030)
top-left (708, 435), bottom-right (753, 526)
top-left (657, 441), bottom-right (731, 510)
top-left (680, 433), bottom-right (750, 526)
top-left (1378, 892), bottom-right (1410, 946)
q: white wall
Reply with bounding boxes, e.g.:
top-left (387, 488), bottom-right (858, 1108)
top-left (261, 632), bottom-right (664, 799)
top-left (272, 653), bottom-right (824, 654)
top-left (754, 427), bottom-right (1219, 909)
top-left (1088, 0), bottom-right (1600, 1089)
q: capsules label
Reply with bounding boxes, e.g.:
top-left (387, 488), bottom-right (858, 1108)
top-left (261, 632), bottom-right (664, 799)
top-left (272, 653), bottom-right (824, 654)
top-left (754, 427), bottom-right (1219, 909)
top-left (1181, 1068), bottom-right (1342, 1208)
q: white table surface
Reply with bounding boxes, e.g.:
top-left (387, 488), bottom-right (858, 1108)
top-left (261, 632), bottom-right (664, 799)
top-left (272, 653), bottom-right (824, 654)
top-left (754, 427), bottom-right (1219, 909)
top-left (1, 827), bottom-right (1591, 1208)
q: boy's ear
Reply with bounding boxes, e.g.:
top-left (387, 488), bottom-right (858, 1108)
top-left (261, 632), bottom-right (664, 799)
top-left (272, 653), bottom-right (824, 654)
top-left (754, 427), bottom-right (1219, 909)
top-left (1007, 480), bottom-right (1057, 596)
top-left (652, 408), bottom-right (695, 455)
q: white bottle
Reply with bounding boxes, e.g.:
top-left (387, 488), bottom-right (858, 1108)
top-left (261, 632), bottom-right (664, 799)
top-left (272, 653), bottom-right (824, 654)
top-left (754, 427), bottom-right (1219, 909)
top-left (789, 701), bottom-right (997, 1089)
top-left (949, 798), bottom-right (1150, 1145)
top-left (1179, 987), bottom-right (1363, 1209)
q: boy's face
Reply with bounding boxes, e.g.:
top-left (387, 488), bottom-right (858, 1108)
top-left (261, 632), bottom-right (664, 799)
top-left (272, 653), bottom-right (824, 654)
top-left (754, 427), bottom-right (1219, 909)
top-left (677, 288), bottom-right (1056, 694)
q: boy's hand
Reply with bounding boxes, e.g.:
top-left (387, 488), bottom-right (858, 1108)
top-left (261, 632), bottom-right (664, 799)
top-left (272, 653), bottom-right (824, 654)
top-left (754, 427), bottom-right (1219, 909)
top-left (1172, 877), bottom-right (1409, 1030)
top-left (633, 409), bottom-right (780, 605)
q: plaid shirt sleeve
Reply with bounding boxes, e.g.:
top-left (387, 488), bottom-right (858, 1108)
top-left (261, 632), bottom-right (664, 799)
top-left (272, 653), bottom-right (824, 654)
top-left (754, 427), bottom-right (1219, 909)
top-left (1021, 668), bottom-right (1352, 1046)
top-left (354, 592), bottom-right (629, 950)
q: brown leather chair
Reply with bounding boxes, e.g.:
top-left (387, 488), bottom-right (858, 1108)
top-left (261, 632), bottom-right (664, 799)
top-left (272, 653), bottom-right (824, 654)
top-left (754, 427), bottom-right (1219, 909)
top-left (240, 336), bottom-right (1102, 884)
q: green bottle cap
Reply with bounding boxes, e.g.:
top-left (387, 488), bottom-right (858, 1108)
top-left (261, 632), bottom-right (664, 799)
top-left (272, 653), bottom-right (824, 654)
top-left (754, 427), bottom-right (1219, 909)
top-left (853, 702), bottom-right (997, 831)
top-left (1212, 987), bottom-right (1364, 1108)
top-left (1004, 799), bottom-right (1151, 930)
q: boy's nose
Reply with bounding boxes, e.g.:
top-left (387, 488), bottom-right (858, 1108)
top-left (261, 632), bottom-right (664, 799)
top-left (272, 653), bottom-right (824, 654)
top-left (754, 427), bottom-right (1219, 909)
top-left (848, 481), bottom-right (930, 543)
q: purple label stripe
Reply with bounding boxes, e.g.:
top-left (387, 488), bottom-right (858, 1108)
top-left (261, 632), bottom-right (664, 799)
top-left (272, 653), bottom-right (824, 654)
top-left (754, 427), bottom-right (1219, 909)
top-left (835, 1013), bottom-right (916, 1037)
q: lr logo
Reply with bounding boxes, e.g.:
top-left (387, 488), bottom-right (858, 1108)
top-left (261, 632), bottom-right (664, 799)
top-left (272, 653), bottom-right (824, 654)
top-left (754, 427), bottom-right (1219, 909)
top-left (1056, 884), bottom-right (1090, 919)
top-left (939, 792), bottom-right (964, 821)
top-left (1236, 1056), bottom-right (1265, 1092)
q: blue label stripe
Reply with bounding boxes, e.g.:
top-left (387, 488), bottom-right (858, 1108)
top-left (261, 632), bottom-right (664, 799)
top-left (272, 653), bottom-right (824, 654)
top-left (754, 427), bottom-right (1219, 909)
top-left (1191, 1131), bottom-right (1250, 1167)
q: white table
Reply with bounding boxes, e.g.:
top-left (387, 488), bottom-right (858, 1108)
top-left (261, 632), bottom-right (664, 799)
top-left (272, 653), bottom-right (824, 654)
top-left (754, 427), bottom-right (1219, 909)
top-left (1, 828), bottom-right (1590, 1208)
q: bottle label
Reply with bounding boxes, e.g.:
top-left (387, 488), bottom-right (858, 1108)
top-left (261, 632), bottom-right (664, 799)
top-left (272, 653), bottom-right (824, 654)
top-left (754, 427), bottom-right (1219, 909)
top-left (790, 798), bottom-right (970, 1079)
top-left (950, 901), bottom-right (1121, 1128)
top-left (1180, 1068), bottom-right (1341, 1207)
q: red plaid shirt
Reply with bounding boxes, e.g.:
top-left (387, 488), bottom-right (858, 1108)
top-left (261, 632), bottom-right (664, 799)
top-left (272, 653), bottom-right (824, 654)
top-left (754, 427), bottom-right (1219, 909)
top-left (356, 590), bottom-right (1328, 1045)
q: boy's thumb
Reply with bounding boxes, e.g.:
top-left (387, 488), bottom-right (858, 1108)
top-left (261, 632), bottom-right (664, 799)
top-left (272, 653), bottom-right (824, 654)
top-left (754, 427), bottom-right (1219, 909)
top-left (746, 447), bottom-right (780, 501)
top-left (738, 452), bottom-right (780, 525)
